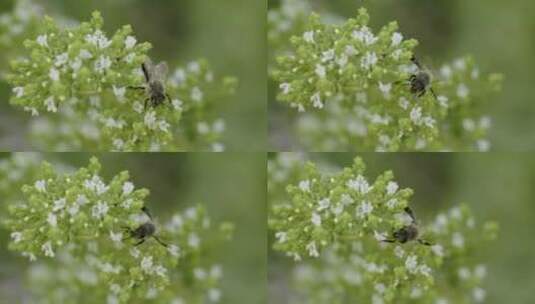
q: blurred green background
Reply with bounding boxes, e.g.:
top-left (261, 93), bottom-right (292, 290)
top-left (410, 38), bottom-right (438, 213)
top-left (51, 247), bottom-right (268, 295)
top-left (268, 0), bottom-right (533, 151)
top-left (0, 0), bottom-right (266, 151)
top-left (0, 152), bottom-right (267, 304)
top-left (268, 153), bottom-right (535, 304)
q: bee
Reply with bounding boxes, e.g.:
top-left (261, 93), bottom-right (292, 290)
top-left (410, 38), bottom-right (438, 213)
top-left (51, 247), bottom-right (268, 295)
top-left (123, 206), bottom-right (168, 247)
top-left (382, 206), bottom-right (432, 246)
top-left (129, 57), bottom-right (172, 110)
top-left (405, 56), bottom-right (438, 100)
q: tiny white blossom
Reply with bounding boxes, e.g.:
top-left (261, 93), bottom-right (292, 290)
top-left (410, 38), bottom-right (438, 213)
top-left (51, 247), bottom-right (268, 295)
top-left (47, 212), bottom-right (57, 227)
top-left (440, 65), bottom-right (452, 78)
top-left (94, 55), bottom-right (112, 73)
top-left (44, 96), bottom-right (58, 113)
top-left (336, 54), bottom-right (348, 67)
top-left (311, 92), bottom-right (323, 109)
top-left (13, 86), bottom-right (24, 98)
top-left (345, 45), bottom-right (357, 56)
top-left (168, 244), bottom-right (180, 257)
top-left (356, 201), bottom-right (373, 218)
top-left (208, 288), bottom-right (221, 302)
top-left (458, 267), bottom-right (471, 280)
top-left (113, 86), bottom-right (126, 101)
top-left (303, 31), bottom-right (314, 43)
top-left (474, 264), bottom-right (487, 278)
top-left (419, 264), bottom-right (432, 276)
top-left (375, 283), bottom-right (386, 294)
top-left (124, 36), bottom-right (137, 49)
top-left (315, 64), bottom-right (326, 78)
top-left (144, 111), bottom-right (157, 130)
top-left (85, 30), bottom-right (112, 49)
top-left (306, 241), bottom-right (319, 257)
top-left (317, 198), bottom-right (330, 211)
top-left (298, 180), bottom-right (310, 192)
top-left (188, 233), bottom-right (200, 248)
top-left (110, 231), bottom-right (123, 243)
top-left (452, 232), bottom-right (464, 248)
top-left (378, 82), bottom-right (392, 98)
top-left (394, 246), bottom-right (404, 258)
top-left (191, 87), bottom-right (203, 102)
top-left (113, 139), bottom-right (125, 150)
top-left (213, 119), bottom-right (225, 133)
top-left (67, 204), bottom-right (79, 216)
top-left (197, 122), bottom-right (210, 134)
top-left (11, 232), bottom-right (23, 243)
top-left (361, 52), bottom-right (378, 69)
top-left (76, 194), bottom-right (89, 205)
top-left (275, 232), bottom-right (288, 244)
top-left (437, 95), bottom-right (449, 107)
top-left (172, 99), bottom-right (183, 111)
top-left (154, 265), bottom-right (167, 277)
top-left (42, 241), bottom-right (54, 257)
top-left (279, 82), bottom-right (291, 94)
top-left (473, 287), bottom-right (486, 302)
top-left (405, 255), bottom-right (418, 273)
top-left (457, 83), bottom-right (469, 98)
top-left (386, 181), bottom-right (398, 195)
top-left (431, 244), bottom-right (444, 257)
top-left (79, 49), bottom-right (93, 59)
top-left (35, 180), bottom-right (46, 192)
top-left (49, 68), bottom-right (60, 82)
top-left (391, 32), bottom-right (403, 46)
top-left (54, 52), bottom-right (68, 67)
top-left (122, 181), bottom-right (134, 196)
top-left (140, 256), bottom-right (154, 274)
top-left (454, 58), bottom-right (466, 70)
top-left (340, 194), bottom-right (353, 205)
top-left (386, 198), bottom-right (398, 209)
top-left (410, 107), bottom-right (422, 125)
top-left (130, 247), bottom-right (140, 258)
top-left (477, 139), bottom-right (490, 152)
top-left (352, 26), bottom-right (378, 45)
top-left (346, 175), bottom-right (370, 194)
top-left (92, 201), bottom-right (109, 219)
top-left (373, 230), bottom-right (387, 241)
top-left (321, 49), bottom-right (335, 62)
top-left (398, 97), bottom-right (409, 110)
top-left (311, 212), bottom-right (321, 226)
top-left (463, 118), bottom-right (476, 132)
top-left (36, 34), bottom-right (48, 47)
top-left (70, 58), bottom-right (82, 71)
top-left (52, 198), bottom-right (66, 212)
top-left (212, 143), bottom-right (225, 152)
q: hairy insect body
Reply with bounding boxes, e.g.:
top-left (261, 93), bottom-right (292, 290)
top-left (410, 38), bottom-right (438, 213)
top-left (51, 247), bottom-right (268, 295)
top-left (383, 207), bottom-right (432, 246)
top-left (130, 222), bottom-right (156, 239)
top-left (147, 81), bottom-right (166, 107)
top-left (409, 72), bottom-right (431, 97)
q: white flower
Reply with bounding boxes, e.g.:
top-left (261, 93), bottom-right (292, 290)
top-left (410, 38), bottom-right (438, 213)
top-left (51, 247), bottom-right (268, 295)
top-left (437, 95), bottom-right (449, 108)
top-left (321, 49), bottom-right (335, 62)
top-left (423, 116), bottom-right (436, 128)
top-left (431, 244), bottom-right (444, 257)
top-left (317, 198), bottom-right (330, 211)
top-left (113, 139), bottom-right (125, 150)
top-left (197, 122), bottom-right (210, 134)
top-left (340, 194), bottom-right (353, 205)
top-left (440, 65), bottom-right (452, 78)
top-left (279, 82), bottom-right (291, 94)
top-left (386, 181), bottom-right (398, 195)
top-left (275, 232), bottom-right (288, 243)
top-left (378, 82), bottom-right (392, 98)
top-left (463, 118), bottom-right (476, 132)
top-left (70, 58), bottom-right (82, 71)
top-left (454, 58), bottom-right (466, 70)
top-left (54, 52), bottom-right (68, 67)
top-left (188, 61), bottom-right (201, 73)
top-left (124, 36), bottom-right (137, 49)
top-left (140, 256), bottom-right (154, 274)
top-left (212, 143), bottom-right (225, 152)
top-left (410, 107), bottom-right (422, 125)
top-left (398, 97), bottom-right (409, 110)
top-left (92, 201), bottom-right (109, 219)
top-left (405, 255), bottom-right (418, 273)
top-left (194, 268), bottom-right (207, 280)
top-left (303, 31), bottom-right (314, 43)
top-left (457, 83), bottom-right (469, 98)
top-left (458, 267), bottom-right (471, 280)
top-left (356, 201), bottom-right (373, 218)
top-left (35, 180), bottom-right (46, 192)
top-left (172, 99), bottom-right (183, 111)
top-left (76, 194), bottom-right (89, 205)
top-left (386, 198), bottom-right (398, 209)
top-left (94, 55), bottom-right (112, 73)
top-left (67, 204), bottom-right (79, 216)
top-left (13, 86), bottom-right (24, 98)
top-left (473, 287), bottom-right (486, 302)
top-left (84, 175), bottom-right (108, 194)
top-left (11, 232), bottom-right (23, 243)
top-left (122, 181), bottom-right (134, 196)
top-left (361, 51), bottom-right (378, 69)
top-left (47, 212), bottom-right (57, 227)
top-left (85, 30), bottom-right (112, 49)
top-left (346, 175), bottom-right (370, 194)
top-left (306, 241), bottom-right (319, 257)
top-left (315, 64), bottom-right (326, 78)
top-left (168, 244), bottom-right (180, 257)
top-left (208, 288), bottom-right (221, 302)
top-left (391, 32), bottom-right (403, 46)
top-left (110, 231), bottom-right (123, 243)
top-left (130, 247), bottom-right (140, 258)
top-left (394, 246), bottom-right (404, 258)
top-left (477, 139), bottom-right (490, 152)
top-left (345, 45), bottom-right (357, 56)
top-left (474, 264), bottom-right (487, 278)
top-left (154, 265), bottom-right (167, 277)
top-left (36, 34), bottom-right (48, 47)
top-left (298, 180), bottom-right (310, 192)
top-left (375, 283), bottom-right (386, 294)
top-left (352, 26), bottom-right (377, 45)
top-left (188, 233), bottom-right (200, 248)
top-left (113, 86), bottom-right (126, 101)
top-left (311, 92), bottom-right (323, 109)
top-left (49, 68), bottom-right (60, 82)
top-left (79, 49), bottom-right (93, 59)
top-left (311, 212), bottom-right (321, 226)
top-left (191, 87), bottom-right (203, 102)
top-left (44, 96), bottom-right (58, 113)
top-left (452, 232), bottom-right (464, 248)
top-left (42, 241), bottom-right (54, 257)
top-left (336, 54), bottom-right (348, 67)
top-left (374, 230), bottom-right (387, 241)
top-left (144, 111), bottom-right (157, 130)
top-left (391, 49), bottom-right (403, 60)
top-left (213, 119), bottom-right (225, 133)
top-left (419, 264), bottom-right (432, 276)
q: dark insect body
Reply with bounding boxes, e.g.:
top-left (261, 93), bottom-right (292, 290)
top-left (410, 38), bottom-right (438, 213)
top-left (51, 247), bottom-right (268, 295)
top-left (405, 56), bottom-right (438, 100)
top-left (129, 58), bottom-right (172, 110)
top-left (123, 206), bottom-right (168, 247)
top-left (382, 206), bottom-right (432, 246)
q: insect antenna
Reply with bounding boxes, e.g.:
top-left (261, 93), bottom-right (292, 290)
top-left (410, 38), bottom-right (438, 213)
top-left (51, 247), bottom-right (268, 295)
top-left (152, 235), bottom-right (168, 248)
top-left (417, 239), bottom-right (433, 246)
top-left (141, 206), bottom-right (153, 220)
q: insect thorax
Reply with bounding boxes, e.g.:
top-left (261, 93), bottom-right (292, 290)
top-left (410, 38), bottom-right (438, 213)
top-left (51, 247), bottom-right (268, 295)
top-left (134, 222), bottom-right (155, 238)
top-left (394, 225), bottom-right (419, 243)
top-left (149, 81), bottom-right (166, 102)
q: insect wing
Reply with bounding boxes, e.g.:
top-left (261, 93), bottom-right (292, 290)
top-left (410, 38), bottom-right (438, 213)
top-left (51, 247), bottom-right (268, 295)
top-left (142, 57), bottom-right (155, 82)
top-left (152, 61), bottom-right (169, 83)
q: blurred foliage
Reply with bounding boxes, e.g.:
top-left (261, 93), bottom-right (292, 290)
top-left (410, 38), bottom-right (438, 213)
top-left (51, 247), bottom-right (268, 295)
top-left (0, 0), bottom-right (266, 151)
top-left (267, 0), bottom-right (533, 151)
top-left (268, 152), bottom-right (535, 304)
top-left (0, 153), bottom-right (266, 304)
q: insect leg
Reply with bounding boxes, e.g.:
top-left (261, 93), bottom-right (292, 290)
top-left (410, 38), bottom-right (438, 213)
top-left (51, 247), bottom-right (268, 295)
top-left (381, 239), bottom-right (397, 243)
top-left (417, 239), bottom-right (433, 246)
top-left (429, 87), bottom-right (438, 101)
top-left (141, 206), bottom-right (153, 220)
top-left (134, 239), bottom-right (146, 246)
top-left (404, 206), bottom-right (416, 223)
top-left (141, 63), bottom-right (150, 82)
top-left (127, 86), bottom-right (145, 90)
top-left (410, 55), bottom-right (423, 69)
top-left (152, 235), bottom-right (168, 248)
top-left (144, 98), bottom-right (149, 111)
